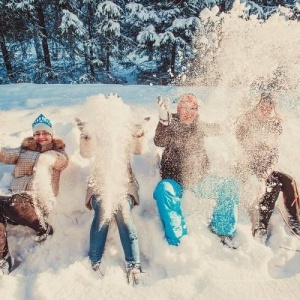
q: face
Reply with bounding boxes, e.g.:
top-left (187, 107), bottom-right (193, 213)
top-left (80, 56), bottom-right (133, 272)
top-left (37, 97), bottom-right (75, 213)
top-left (178, 103), bottom-right (198, 125)
top-left (33, 130), bottom-right (53, 145)
top-left (257, 102), bottom-right (274, 120)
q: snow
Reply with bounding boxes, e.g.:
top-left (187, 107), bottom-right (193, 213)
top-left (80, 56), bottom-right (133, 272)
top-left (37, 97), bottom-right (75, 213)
top-left (1, 6), bottom-right (300, 299)
top-left (60, 10), bottom-right (85, 36)
top-left (0, 83), bottom-right (299, 300)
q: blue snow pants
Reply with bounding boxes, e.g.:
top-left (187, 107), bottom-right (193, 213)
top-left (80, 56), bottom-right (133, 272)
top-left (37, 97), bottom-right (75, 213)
top-left (153, 176), bottom-right (239, 246)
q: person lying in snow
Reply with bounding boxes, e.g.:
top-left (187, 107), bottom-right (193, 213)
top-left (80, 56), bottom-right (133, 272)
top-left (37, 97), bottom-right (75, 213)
top-left (235, 92), bottom-right (300, 242)
top-left (76, 113), bottom-right (147, 285)
top-left (153, 94), bottom-right (239, 248)
top-left (0, 114), bottom-right (69, 275)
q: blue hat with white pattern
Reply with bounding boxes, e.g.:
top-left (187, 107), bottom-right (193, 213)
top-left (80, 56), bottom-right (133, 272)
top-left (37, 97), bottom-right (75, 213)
top-left (32, 114), bottom-right (53, 135)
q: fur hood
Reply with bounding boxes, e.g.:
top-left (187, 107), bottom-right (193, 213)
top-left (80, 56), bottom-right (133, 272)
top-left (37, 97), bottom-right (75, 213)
top-left (21, 137), bottom-right (66, 152)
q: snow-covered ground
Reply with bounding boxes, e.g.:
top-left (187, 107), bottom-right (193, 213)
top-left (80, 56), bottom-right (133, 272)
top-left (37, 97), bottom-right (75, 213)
top-left (1, 4), bottom-right (300, 299)
top-left (0, 83), bottom-right (299, 300)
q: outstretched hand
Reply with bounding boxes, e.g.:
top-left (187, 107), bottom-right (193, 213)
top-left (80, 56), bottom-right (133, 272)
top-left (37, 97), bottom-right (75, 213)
top-left (157, 96), bottom-right (171, 125)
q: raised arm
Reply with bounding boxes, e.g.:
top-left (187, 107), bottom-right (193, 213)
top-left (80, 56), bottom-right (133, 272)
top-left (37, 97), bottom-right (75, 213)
top-left (154, 121), bottom-right (172, 147)
top-left (75, 117), bottom-right (94, 158)
top-left (131, 117), bottom-right (150, 155)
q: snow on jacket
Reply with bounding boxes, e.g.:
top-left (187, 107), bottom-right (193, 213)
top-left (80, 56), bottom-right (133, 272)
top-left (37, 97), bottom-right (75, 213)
top-left (235, 108), bottom-right (282, 178)
top-left (154, 114), bottom-right (221, 188)
top-left (0, 137), bottom-right (68, 196)
top-left (79, 130), bottom-right (145, 209)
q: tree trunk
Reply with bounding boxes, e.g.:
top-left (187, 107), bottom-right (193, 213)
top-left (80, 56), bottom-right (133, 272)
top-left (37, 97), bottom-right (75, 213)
top-left (87, 3), bottom-right (95, 78)
top-left (0, 35), bottom-right (14, 79)
top-left (170, 43), bottom-right (176, 76)
top-left (89, 45), bottom-right (95, 78)
top-left (35, 0), bottom-right (51, 70)
top-left (33, 28), bottom-right (44, 63)
top-left (219, 1), bottom-right (226, 13)
top-left (105, 45), bottom-right (110, 72)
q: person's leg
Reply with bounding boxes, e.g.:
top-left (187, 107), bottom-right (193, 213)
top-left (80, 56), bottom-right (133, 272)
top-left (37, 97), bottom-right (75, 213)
top-left (3, 194), bottom-right (51, 237)
top-left (153, 179), bottom-right (186, 245)
top-left (0, 210), bottom-right (13, 275)
top-left (210, 177), bottom-right (239, 237)
top-left (192, 176), bottom-right (239, 237)
top-left (89, 195), bottom-right (110, 265)
top-left (1, 194), bottom-right (47, 274)
top-left (276, 172), bottom-right (300, 232)
top-left (115, 195), bottom-right (140, 269)
top-left (0, 208), bottom-right (9, 260)
top-left (253, 172), bottom-right (282, 236)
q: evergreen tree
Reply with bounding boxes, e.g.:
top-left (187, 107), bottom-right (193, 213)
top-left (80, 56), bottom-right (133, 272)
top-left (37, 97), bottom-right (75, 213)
top-left (0, 0), bottom-right (299, 84)
top-left (0, 0), bottom-right (30, 81)
top-left (95, 0), bottom-right (123, 72)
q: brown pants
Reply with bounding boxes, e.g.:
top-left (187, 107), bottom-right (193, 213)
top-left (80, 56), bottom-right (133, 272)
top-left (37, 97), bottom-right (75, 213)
top-left (0, 194), bottom-right (46, 259)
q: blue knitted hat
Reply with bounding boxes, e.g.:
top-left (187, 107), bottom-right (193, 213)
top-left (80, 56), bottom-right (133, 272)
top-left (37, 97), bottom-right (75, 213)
top-left (32, 114), bottom-right (53, 135)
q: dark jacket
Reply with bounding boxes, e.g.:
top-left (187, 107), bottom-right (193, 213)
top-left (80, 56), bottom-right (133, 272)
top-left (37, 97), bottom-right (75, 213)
top-left (154, 114), bottom-right (220, 187)
top-left (235, 108), bottom-right (282, 178)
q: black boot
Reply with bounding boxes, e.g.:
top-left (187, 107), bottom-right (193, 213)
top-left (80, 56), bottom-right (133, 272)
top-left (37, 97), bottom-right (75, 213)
top-left (288, 219), bottom-right (300, 236)
top-left (0, 196), bottom-right (13, 206)
top-left (0, 252), bottom-right (13, 275)
top-left (35, 223), bottom-right (54, 242)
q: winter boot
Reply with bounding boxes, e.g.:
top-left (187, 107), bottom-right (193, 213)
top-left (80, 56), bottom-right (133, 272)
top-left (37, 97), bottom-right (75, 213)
top-left (219, 235), bottom-right (238, 249)
top-left (0, 252), bottom-right (13, 275)
top-left (253, 228), bottom-right (268, 244)
top-left (0, 195), bottom-right (13, 205)
top-left (289, 219), bottom-right (300, 237)
top-left (126, 262), bottom-right (141, 286)
top-left (91, 260), bottom-right (105, 276)
top-left (35, 223), bottom-right (54, 242)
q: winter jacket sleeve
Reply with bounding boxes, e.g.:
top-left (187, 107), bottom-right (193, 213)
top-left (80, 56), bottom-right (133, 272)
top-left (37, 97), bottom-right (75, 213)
top-left (47, 137), bottom-right (69, 170)
top-left (0, 147), bottom-right (21, 165)
top-left (154, 122), bottom-right (171, 147)
top-left (49, 149), bottom-right (69, 171)
top-left (131, 123), bottom-right (147, 155)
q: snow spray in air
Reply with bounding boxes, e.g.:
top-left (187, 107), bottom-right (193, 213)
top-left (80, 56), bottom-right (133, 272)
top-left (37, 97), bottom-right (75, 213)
top-left (80, 94), bottom-right (133, 219)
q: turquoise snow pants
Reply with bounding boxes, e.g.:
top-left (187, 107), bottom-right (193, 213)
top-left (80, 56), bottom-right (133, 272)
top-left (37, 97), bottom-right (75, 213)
top-left (153, 179), bottom-right (186, 246)
top-left (153, 176), bottom-right (239, 246)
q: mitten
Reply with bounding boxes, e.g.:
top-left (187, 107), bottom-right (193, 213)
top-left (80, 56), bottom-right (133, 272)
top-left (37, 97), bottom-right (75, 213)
top-left (75, 117), bottom-right (86, 132)
top-left (157, 96), bottom-right (171, 125)
top-left (75, 117), bottom-right (90, 139)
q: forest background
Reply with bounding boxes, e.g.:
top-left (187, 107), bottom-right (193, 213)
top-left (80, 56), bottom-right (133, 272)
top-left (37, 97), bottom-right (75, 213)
top-left (1, 0), bottom-right (299, 86)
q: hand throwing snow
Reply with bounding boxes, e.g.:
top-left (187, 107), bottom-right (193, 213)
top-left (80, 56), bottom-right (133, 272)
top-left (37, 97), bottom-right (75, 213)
top-left (157, 96), bottom-right (171, 125)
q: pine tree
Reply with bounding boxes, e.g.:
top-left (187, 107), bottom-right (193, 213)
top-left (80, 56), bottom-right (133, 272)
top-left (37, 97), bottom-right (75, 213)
top-left (95, 1), bottom-right (123, 73)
